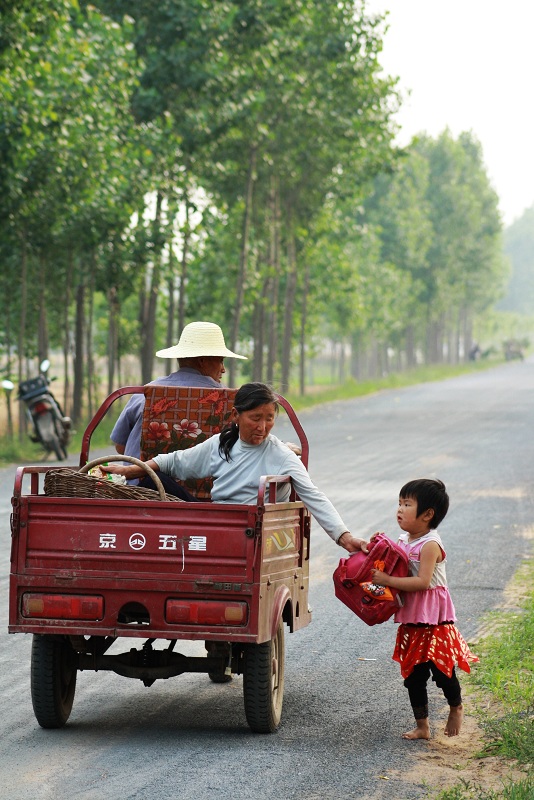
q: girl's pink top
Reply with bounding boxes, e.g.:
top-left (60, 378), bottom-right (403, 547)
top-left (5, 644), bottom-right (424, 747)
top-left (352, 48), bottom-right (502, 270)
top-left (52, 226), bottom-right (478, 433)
top-left (394, 531), bottom-right (456, 625)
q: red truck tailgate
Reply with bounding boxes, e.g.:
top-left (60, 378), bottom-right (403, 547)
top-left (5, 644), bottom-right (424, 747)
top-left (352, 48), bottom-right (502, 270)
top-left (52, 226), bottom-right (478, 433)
top-left (12, 495), bottom-right (256, 581)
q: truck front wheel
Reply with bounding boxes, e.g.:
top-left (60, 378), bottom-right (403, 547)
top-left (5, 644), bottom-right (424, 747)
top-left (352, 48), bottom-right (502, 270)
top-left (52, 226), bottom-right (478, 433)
top-left (243, 618), bottom-right (285, 733)
top-left (31, 635), bottom-right (77, 728)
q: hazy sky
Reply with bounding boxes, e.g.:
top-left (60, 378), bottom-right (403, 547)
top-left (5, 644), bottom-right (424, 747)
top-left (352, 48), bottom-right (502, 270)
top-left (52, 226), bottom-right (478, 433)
top-left (365, 1), bottom-right (534, 227)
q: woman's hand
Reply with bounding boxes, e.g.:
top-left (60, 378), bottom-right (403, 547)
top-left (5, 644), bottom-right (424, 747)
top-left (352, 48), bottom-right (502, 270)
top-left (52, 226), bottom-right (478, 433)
top-left (100, 463), bottom-right (143, 481)
top-left (338, 533), bottom-right (369, 553)
top-left (101, 457), bottom-right (160, 482)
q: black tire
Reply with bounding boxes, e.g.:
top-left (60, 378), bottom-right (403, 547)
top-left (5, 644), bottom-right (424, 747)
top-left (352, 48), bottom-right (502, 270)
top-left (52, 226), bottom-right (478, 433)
top-left (53, 417), bottom-right (69, 460)
top-left (208, 668), bottom-right (233, 684)
top-left (206, 641), bottom-right (233, 683)
top-left (243, 619), bottom-right (285, 733)
top-left (31, 635), bottom-right (77, 728)
top-left (50, 433), bottom-right (65, 461)
top-left (35, 412), bottom-right (63, 460)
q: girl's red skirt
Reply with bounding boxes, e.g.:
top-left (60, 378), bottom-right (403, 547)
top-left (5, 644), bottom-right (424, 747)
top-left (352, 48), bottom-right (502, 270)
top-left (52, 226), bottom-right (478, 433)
top-left (393, 623), bottom-right (479, 679)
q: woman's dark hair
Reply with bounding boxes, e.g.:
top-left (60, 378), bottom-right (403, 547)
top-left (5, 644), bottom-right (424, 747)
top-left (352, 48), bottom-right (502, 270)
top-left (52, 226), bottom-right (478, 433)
top-left (218, 382), bottom-right (279, 461)
top-left (400, 478), bottom-right (449, 529)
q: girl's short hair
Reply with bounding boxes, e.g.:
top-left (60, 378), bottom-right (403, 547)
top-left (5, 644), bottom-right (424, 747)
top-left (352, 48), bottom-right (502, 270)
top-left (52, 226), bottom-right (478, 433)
top-left (400, 478), bottom-right (449, 528)
top-left (218, 382), bottom-right (279, 461)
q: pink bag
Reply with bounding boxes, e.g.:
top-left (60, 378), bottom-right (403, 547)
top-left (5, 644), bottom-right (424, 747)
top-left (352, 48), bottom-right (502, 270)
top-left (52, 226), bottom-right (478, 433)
top-left (333, 534), bottom-right (409, 626)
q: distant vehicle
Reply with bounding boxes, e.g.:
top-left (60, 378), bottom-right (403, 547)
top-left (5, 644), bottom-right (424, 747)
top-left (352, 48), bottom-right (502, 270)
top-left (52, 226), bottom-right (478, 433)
top-left (17, 359), bottom-right (71, 460)
top-left (503, 339), bottom-right (525, 361)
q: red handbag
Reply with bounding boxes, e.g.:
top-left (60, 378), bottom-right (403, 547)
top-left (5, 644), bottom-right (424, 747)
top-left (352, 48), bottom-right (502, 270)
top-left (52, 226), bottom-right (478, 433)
top-left (333, 533), bottom-right (409, 626)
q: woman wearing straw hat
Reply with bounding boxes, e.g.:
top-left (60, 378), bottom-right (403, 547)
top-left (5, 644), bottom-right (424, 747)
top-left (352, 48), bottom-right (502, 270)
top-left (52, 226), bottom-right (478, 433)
top-left (111, 321), bottom-right (246, 461)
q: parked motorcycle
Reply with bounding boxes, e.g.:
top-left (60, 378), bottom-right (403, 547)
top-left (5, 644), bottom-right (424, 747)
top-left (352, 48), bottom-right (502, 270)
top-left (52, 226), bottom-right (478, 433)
top-left (18, 360), bottom-right (71, 460)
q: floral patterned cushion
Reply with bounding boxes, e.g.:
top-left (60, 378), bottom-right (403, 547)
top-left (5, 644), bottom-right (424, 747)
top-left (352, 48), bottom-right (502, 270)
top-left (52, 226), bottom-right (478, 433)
top-left (140, 386), bottom-right (237, 499)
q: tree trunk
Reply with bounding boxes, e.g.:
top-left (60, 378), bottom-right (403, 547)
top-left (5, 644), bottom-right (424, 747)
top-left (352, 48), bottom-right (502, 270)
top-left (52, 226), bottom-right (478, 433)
top-left (339, 340), bottom-right (347, 383)
top-left (405, 325), bottom-right (416, 368)
top-left (462, 308), bottom-right (473, 362)
top-left (281, 212), bottom-right (298, 392)
top-left (37, 254), bottom-right (49, 365)
top-left (62, 251), bottom-right (73, 414)
top-left (368, 338), bottom-right (379, 378)
top-left (350, 331), bottom-right (362, 381)
top-left (228, 145), bottom-right (257, 388)
top-left (17, 234), bottom-right (28, 441)
top-left (140, 191), bottom-right (164, 383)
top-left (86, 265), bottom-right (95, 417)
top-left (267, 174), bottom-right (280, 385)
top-left (72, 281), bottom-right (85, 425)
top-left (107, 285), bottom-right (120, 396)
top-left (178, 193), bottom-right (191, 335)
top-left (299, 263), bottom-right (310, 396)
top-left (252, 296), bottom-right (265, 382)
top-left (164, 273), bottom-right (176, 377)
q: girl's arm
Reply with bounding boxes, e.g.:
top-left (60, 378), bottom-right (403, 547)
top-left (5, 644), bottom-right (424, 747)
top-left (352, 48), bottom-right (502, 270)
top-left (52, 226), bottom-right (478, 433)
top-left (101, 459), bottom-right (160, 481)
top-left (371, 540), bottom-right (441, 592)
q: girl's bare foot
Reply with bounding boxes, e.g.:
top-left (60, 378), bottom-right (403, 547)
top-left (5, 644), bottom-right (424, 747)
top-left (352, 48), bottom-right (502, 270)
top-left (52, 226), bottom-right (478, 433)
top-left (402, 719), bottom-right (431, 740)
top-left (445, 704), bottom-right (464, 736)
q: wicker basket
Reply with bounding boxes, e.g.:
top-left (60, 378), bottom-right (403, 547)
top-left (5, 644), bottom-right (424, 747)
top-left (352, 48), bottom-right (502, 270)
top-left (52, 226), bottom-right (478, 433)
top-left (44, 455), bottom-right (184, 503)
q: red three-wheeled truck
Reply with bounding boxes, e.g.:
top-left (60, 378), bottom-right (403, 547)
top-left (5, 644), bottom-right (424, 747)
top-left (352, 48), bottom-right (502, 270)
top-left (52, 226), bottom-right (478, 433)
top-left (8, 386), bottom-right (312, 733)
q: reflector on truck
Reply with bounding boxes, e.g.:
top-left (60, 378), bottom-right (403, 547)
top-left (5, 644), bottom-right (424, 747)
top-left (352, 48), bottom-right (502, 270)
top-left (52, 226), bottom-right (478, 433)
top-left (22, 593), bottom-right (104, 620)
top-left (165, 599), bottom-right (248, 626)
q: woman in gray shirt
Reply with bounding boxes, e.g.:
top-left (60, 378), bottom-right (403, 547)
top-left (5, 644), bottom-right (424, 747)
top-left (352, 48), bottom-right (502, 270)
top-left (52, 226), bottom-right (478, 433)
top-left (103, 383), bottom-right (367, 554)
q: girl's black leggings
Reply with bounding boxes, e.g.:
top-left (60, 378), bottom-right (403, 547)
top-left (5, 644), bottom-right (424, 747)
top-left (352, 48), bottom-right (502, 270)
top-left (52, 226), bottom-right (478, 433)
top-left (404, 660), bottom-right (462, 719)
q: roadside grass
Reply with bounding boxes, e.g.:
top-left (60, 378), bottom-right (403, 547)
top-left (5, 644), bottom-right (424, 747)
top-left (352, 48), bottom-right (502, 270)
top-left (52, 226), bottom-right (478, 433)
top-left (434, 559), bottom-right (534, 800)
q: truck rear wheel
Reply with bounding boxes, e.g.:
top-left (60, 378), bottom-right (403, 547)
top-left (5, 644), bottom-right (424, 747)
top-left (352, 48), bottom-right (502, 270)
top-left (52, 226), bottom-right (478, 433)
top-left (31, 635), bottom-right (77, 728)
top-left (243, 618), bottom-right (285, 733)
top-left (206, 641), bottom-right (233, 683)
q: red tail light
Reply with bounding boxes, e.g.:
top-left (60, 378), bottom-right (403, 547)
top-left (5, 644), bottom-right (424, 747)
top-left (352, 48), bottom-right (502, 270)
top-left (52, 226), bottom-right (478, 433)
top-left (32, 401), bottom-right (51, 415)
top-left (166, 599), bottom-right (247, 626)
top-left (22, 593), bottom-right (104, 620)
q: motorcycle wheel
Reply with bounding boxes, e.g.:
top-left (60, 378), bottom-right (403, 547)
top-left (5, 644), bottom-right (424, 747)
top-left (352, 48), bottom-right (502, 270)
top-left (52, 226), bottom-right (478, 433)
top-left (35, 411), bottom-right (64, 461)
top-left (53, 418), bottom-right (69, 460)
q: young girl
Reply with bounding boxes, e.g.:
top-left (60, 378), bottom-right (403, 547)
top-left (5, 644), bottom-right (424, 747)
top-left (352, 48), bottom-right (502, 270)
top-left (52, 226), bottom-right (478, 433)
top-left (371, 478), bottom-right (478, 740)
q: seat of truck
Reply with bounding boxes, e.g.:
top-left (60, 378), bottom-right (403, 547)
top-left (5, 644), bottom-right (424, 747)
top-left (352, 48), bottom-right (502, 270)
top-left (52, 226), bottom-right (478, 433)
top-left (139, 386), bottom-right (238, 500)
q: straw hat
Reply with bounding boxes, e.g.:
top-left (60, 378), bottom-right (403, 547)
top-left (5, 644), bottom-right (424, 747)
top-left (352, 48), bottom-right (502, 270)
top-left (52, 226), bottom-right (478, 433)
top-left (155, 321), bottom-right (247, 360)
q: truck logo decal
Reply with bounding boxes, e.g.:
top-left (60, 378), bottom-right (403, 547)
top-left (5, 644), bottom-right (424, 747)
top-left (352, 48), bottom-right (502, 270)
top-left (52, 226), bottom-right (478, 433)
top-left (271, 531), bottom-right (294, 551)
top-left (159, 535), bottom-right (178, 550)
top-left (188, 536), bottom-right (207, 551)
top-left (158, 535), bottom-right (207, 552)
top-left (129, 533), bottom-right (146, 550)
top-left (97, 532), bottom-right (206, 556)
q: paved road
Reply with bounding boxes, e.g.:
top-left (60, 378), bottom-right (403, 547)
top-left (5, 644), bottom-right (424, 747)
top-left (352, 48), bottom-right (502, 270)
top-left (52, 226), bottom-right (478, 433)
top-left (1, 360), bottom-right (532, 800)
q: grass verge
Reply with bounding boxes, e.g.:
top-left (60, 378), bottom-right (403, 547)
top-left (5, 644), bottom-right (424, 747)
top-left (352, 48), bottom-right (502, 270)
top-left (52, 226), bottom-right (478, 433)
top-left (434, 559), bottom-right (534, 799)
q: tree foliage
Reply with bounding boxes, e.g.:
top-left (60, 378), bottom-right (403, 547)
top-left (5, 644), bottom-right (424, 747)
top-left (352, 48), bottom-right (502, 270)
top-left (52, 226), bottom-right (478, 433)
top-left (499, 205), bottom-right (534, 314)
top-left (0, 0), bottom-right (508, 429)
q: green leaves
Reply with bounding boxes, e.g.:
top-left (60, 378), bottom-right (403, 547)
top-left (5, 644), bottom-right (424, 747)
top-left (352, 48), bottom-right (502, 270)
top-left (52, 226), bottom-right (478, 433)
top-left (0, 1), bottom-right (505, 399)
